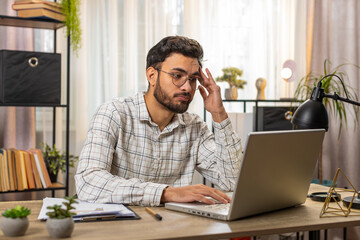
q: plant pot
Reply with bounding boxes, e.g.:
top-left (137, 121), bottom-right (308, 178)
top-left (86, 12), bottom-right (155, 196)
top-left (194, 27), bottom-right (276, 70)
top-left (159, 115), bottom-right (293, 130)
top-left (46, 218), bottom-right (74, 238)
top-left (49, 172), bottom-right (58, 183)
top-left (224, 86), bottom-right (238, 100)
top-left (0, 217), bottom-right (29, 237)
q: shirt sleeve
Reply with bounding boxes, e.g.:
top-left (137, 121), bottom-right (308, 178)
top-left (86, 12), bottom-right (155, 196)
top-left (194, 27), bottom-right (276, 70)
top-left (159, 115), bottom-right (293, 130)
top-left (74, 102), bottom-right (168, 206)
top-left (195, 117), bottom-right (243, 191)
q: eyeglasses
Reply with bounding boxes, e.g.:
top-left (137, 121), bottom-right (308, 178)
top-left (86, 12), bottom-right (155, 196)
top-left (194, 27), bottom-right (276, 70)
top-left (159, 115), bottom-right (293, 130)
top-left (155, 68), bottom-right (202, 90)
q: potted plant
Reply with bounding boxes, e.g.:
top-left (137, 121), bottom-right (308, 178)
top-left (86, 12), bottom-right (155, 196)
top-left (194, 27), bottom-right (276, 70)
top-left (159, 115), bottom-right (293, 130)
top-left (41, 143), bottom-right (78, 183)
top-left (216, 67), bottom-right (247, 100)
top-left (294, 59), bottom-right (359, 138)
top-left (60, 0), bottom-right (82, 55)
top-left (1, 205), bottom-right (31, 237)
top-left (46, 196), bottom-right (78, 238)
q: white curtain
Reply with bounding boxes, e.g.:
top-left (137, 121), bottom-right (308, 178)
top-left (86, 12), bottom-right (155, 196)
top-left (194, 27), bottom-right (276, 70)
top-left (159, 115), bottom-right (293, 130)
top-left (71, 0), bottom-right (307, 150)
top-left (69, 0), bottom-right (307, 191)
top-left (183, 0), bottom-right (307, 115)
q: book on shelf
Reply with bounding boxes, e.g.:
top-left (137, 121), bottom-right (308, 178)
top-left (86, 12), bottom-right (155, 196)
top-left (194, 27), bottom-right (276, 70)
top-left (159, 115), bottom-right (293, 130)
top-left (1, 149), bottom-right (11, 191)
top-left (0, 148), bottom-right (54, 192)
top-left (17, 8), bottom-right (65, 22)
top-left (0, 152), bottom-right (5, 192)
top-left (14, 149), bottom-right (25, 191)
top-left (34, 151), bottom-right (47, 188)
top-left (28, 151), bottom-right (43, 189)
top-left (32, 149), bottom-right (52, 187)
top-left (28, 149), bottom-right (51, 188)
top-left (12, 1), bottom-right (62, 14)
top-left (7, 150), bottom-right (17, 191)
top-left (22, 151), bottom-right (36, 189)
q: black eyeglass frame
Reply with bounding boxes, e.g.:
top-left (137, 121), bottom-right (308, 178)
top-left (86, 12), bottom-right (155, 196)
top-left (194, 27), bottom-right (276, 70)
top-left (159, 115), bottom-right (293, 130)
top-left (154, 68), bottom-right (202, 90)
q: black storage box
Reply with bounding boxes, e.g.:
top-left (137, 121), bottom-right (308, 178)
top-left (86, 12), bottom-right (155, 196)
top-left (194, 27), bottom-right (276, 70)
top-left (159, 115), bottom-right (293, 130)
top-left (253, 106), bottom-right (297, 131)
top-left (0, 50), bottom-right (61, 105)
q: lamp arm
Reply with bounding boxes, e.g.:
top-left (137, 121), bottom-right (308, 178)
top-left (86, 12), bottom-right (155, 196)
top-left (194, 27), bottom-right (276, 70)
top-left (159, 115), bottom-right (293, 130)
top-left (323, 93), bottom-right (360, 106)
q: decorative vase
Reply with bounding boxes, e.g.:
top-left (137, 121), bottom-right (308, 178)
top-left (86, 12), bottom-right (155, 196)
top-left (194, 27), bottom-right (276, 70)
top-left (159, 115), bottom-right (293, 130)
top-left (224, 86), bottom-right (238, 100)
top-left (46, 218), bottom-right (74, 238)
top-left (0, 217), bottom-right (29, 237)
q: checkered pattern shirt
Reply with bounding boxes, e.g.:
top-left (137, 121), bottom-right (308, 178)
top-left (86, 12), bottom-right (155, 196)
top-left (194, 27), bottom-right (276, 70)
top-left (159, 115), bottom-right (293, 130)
top-left (75, 92), bottom-right (242, 206)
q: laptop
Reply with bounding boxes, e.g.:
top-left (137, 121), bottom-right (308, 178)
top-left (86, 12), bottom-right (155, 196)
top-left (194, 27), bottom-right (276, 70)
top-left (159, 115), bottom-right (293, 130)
top-left (165, 129), bottom-right (325, 221)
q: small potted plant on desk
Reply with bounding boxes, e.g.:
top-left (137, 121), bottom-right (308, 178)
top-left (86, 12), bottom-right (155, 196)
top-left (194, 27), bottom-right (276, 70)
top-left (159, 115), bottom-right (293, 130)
top-left (41, 143), bottom-right (78, 183)
top-left (46, 196), bottom-right (78, 238)
top-left (1, 205), bottom-right (31, 237)
top-left (216, 67), bottom-right (247, 100)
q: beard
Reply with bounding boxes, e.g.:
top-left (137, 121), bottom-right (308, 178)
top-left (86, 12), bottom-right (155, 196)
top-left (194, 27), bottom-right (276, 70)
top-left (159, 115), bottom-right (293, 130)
top-left (153, 76), bottom-right (191, 113)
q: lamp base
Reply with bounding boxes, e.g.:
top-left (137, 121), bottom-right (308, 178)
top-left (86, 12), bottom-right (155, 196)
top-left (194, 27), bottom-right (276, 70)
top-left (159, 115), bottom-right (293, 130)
top-left (343, 195), bottom-right (360, 209)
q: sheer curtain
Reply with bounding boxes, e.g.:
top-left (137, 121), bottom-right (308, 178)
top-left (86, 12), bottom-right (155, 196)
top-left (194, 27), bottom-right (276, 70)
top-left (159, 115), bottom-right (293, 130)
top-left (183, 0), bottom-right (307, 115)
top-left (308, 0), bottom-right (360, 238)
top-left (309, 0), bottom-right (360, 191)
top-left (70, 0), bottom-right (307, 192)
top-left (72, 0), bottom-right (306, 148)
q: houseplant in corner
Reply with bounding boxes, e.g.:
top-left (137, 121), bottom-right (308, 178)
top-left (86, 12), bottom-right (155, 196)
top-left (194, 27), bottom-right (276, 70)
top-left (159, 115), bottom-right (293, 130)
top-left (294, 59), bottom-right (359, 138)
top-left (46, 196), bottom-right (78, 238)
top-left (294, 60), bottom-right (359, 184)
top-left (216, 67), bottom-right (247, 100)
top-left (0, 205), bottom-right (31, 237)
top-left (41, 143), bottom-right (78, 183)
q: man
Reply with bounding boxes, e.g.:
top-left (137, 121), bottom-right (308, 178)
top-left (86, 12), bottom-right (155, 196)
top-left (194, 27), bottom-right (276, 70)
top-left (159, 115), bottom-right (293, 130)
top-left (75, 36), bottom-right (242, 206)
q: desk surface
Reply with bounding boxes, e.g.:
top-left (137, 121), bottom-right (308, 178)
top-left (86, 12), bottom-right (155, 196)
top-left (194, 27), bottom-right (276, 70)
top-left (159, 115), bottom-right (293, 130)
top-left (1, 184), bottom-right (360, 240)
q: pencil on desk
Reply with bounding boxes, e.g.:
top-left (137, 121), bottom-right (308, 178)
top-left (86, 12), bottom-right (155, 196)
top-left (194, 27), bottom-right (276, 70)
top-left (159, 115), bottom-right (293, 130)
top-left (145, 207), bottom-right (163, 221)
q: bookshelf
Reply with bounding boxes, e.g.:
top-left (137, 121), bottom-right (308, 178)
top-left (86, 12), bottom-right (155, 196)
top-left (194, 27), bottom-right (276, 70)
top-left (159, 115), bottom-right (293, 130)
top-left (0, 15), bottom-right (70, 197)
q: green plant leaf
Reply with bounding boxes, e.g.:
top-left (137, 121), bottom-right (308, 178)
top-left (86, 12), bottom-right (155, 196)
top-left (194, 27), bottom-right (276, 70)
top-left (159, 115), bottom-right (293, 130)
top-left (60, 0), bottom-right (82, 55)
top-left (2, 205), bottom-right (31, 218)
top-left (216, 67), bottom-right (247, 89)
top-left (294, 59), bottom-right (360, 138)
top-left (46, 196), bottom-right (78, 219)
top-left (41, 143), bottom-right (78, 176)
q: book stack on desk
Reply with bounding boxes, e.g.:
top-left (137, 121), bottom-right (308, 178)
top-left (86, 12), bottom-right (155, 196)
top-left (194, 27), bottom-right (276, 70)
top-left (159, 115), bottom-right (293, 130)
top-left (12, 0), bottom-right (65, 22)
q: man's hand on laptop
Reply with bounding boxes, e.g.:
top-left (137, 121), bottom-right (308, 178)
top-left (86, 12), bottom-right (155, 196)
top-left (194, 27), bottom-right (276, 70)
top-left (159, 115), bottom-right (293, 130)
top-left (160, 184), bottom-right (231, 204)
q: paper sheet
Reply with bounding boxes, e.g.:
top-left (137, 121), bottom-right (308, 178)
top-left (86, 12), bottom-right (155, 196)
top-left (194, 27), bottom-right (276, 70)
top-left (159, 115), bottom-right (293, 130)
top-left (38, 197), bottom-right (135, 220)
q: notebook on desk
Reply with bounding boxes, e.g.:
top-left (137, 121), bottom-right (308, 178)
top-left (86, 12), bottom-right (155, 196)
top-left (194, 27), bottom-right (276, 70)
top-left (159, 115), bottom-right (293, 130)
top-left (165, 129), bottom-right (325, 221)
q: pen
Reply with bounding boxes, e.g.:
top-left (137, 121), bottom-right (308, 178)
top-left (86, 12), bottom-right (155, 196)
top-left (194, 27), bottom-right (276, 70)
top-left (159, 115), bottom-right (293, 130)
top-left (77, 214), bottom-right (117, 222)
top-left (145, 207), bottom-right (162, 221)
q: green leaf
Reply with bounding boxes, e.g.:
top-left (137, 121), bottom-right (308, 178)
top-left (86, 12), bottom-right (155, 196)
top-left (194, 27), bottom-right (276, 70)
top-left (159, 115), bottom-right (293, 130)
top-left (2, 205), bottom-right (31, 218)
top-left (46, 196), bottom-right (78, 219)
top-left (294, 59), bottom-right (360, 139)
top-left (216, 67), bottom-right (247, 89)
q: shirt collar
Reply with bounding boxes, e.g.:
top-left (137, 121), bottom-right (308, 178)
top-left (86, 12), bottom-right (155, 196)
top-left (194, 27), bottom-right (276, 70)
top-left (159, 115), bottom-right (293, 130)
top-left (136, 92), bottom-right (186, 127)
top-left (136, 92), bottom-right (151, 122)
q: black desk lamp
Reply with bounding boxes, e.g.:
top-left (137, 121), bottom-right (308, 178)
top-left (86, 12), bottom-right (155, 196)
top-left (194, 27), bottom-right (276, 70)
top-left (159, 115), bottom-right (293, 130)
top-left (291, 74), bottom-right (360, 130)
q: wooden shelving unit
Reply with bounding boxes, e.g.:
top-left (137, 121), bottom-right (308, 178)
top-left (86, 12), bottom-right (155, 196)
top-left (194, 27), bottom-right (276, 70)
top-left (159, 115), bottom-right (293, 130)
top-left (0, 15), bottom-right (64, 29)
top-left (0, 15), bottom-right (70, 197)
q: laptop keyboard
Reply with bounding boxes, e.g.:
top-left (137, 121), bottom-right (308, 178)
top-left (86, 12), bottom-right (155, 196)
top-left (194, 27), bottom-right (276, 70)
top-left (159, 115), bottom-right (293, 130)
top-left (198, 203), bottom-right (230, 212)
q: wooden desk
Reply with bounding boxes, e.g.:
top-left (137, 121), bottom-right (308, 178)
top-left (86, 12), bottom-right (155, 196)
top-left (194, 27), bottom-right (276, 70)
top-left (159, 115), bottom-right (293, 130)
top-left (1, 184), bottom-right (359, 240)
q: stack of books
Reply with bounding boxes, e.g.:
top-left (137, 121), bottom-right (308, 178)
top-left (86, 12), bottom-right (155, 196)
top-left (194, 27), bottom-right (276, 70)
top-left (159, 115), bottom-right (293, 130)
top-left (0, 148), bottom-right (53, 192)
top-left (12, 0), bottom-right (65, 22)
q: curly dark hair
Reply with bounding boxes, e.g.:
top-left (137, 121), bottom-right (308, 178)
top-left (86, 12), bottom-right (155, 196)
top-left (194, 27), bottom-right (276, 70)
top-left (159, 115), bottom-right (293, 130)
top-left (146, 36), bottom-right (203, 69)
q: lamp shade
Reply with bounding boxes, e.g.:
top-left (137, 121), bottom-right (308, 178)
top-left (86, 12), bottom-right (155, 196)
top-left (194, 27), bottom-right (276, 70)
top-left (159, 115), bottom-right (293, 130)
top-left (291, 99), bottom-right (329, 131)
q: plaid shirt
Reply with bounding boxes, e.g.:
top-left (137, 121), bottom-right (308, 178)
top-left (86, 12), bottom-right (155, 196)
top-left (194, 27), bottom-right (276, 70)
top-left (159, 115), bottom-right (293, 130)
top-left (75, 92), bottom-right (242, 206)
